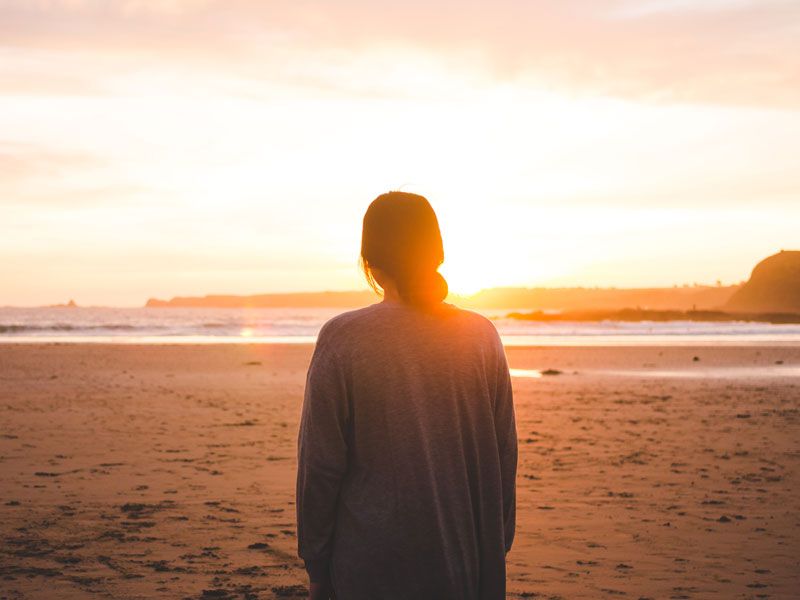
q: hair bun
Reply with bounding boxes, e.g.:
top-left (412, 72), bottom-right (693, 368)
top-left (430, 270), bottom-right (449, 303)
top-left (404, 269), bottom-right (448, 307)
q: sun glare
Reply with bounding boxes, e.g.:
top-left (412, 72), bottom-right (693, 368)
top-left (437, 206), bottom-right (559, 296)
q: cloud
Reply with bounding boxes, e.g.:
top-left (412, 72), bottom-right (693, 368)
top-left (613, 0), bottom-right (764, 18)
top-left (0, 142), bottom-right (98, 177)
top-left (0, 0), bottom-right (797, 107)
top-left (0, 142), bottom-right (150, 207)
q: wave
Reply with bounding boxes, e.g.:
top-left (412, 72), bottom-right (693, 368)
top-left (3, 307), bottom-right (800, 343)
top-left (0, 323), bottom-right (144, 333)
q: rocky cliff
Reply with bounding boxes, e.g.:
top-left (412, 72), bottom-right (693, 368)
top-left (726, 250), bottom-right (800, 313)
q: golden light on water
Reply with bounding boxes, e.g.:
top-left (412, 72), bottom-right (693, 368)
top-left (240, 327), bottom-right (254, 338)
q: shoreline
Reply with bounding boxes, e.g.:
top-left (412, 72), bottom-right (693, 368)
top-left (4, 335), bottom-right (800, 346)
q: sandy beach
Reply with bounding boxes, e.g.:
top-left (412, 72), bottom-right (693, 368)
top-left (1, 343), bottom-right (798, 599)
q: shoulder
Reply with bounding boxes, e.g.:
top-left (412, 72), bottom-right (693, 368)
top-left (315, 304), bottom-right (383, 348)
top-left (316, 302), bottom-right (501, 352)
top-left (445, 305), bottom-right (507, 369)
top-left (444, 303), bottom-right (502, 341)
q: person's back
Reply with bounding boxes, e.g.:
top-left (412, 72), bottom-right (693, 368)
top-left (296, 192), bottom-right (517, 600)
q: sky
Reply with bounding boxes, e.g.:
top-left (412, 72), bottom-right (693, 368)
top-left (2, 0), bottom-right (799, 306)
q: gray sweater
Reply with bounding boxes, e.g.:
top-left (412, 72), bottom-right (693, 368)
top-left (296, 301), bottom-right (517, 599)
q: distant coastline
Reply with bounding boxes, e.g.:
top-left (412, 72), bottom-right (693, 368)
top-left (145, 291), bottom-right (376, 309)
top-left (143, 250), bottom-right (800, 317)
top-left (144, 285), bottom-right (739, 311)
top-left (506, 308), bottom-right (800, 325)
top-left (18, 250), bottom-right (798, 320)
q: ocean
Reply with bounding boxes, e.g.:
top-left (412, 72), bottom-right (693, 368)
top-left (2, 306), bottom-right (800, 345)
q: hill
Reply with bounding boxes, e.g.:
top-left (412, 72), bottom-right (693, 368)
top-left (725, 250), bottom-right (800, 313)
top-left (506, 308), bottom-right (800, 324)
top-left (460, 285), bottom-right (737, 311)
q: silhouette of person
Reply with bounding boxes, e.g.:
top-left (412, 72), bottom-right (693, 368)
top-left (296, 192), bottom-right (517, 600)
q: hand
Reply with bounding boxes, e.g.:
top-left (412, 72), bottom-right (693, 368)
top-left (309, 580), bottom-right (335, 600)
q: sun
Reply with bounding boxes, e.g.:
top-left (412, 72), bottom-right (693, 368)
top-left (440, 262), bottom-right (489, 297)
top-left (437, 210), bottom-right (522, 296)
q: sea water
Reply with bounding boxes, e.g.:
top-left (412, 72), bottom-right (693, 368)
top-left (2, 306), bottom-right (800, 345)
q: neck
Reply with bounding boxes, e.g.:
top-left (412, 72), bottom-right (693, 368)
top-left (379, 279), bottom-right (403, 304)
top-left (381, 287), bottom-right (403, 303)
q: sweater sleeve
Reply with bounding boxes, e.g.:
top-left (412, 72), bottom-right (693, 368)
top-left (493, 332), bottom-right (518, 554)
top-left (296, 334), bottom-right (350, 583)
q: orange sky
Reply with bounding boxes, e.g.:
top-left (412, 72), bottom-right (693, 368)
top-left (2, 0), bottom-right (799, 306)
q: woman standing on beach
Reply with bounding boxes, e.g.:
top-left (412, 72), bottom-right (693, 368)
top-left (296, 192), bottom-right (518, 600)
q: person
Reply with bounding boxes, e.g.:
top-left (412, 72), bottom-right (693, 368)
top-left (296, 191), bottom-right (518, 600)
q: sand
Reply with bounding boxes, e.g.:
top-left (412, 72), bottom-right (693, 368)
top-left (0, 343), bottom-right (798, 599)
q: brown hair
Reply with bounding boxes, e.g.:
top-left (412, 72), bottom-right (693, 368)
top-left (360, 191), bottom-right (449, 308)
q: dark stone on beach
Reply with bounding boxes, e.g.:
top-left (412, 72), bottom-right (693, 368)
top-left (247, 542), bottom-right (270, 550)
top-left (692, 356), bottom-right (700, 362)
top-left (120, 501), bottom-right (173, 518)
top-left (234, 565), bottom-right (265, 576)
top-left (146, 560), bottom-right (187, 573)
top-left (3, 566), bottom-right (62, 578)
top-left (272, 585), bottom-right (308, 597)
top-left (54, 555), bottom-right (82, 565)
top-left (717, 515), bottom-right (732, 523)
top-left (541, 369), bottom-right (563, 376)
top-left (201, 590), bottom-right (232, 599)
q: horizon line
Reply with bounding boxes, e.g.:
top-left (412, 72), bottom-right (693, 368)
top-left (1, 281), bottom-right (745, 310)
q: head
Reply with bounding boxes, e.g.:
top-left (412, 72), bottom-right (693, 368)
top-left (360, 191), bottom-right (449, 309)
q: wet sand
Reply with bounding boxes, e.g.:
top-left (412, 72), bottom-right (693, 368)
top-left (1, 344), bottom-right (798, 599)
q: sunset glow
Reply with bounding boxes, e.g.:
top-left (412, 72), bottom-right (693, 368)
top-left (2, 1), bottom-right (799, 305)
top-left (3, 5), bottom-right (800, 598)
